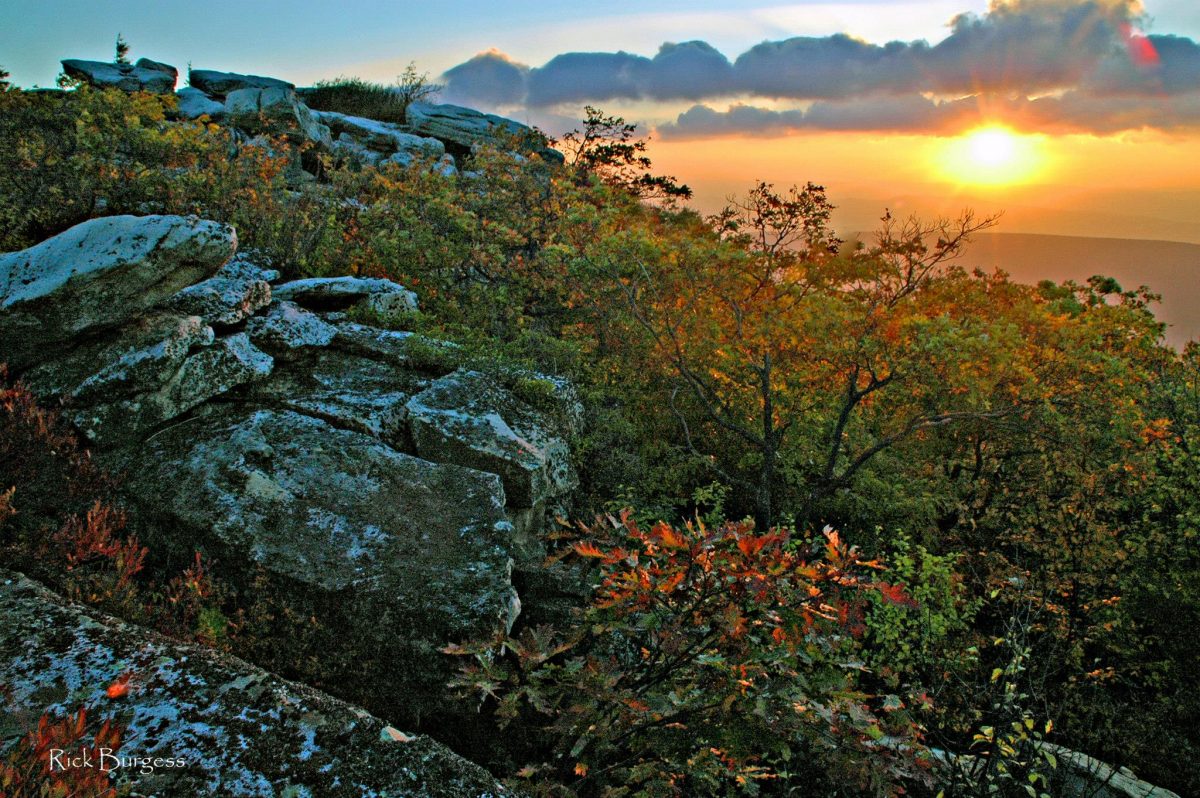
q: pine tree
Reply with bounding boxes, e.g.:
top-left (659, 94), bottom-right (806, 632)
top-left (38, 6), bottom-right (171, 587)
top-left (115, 33), bottom-right (130, 65)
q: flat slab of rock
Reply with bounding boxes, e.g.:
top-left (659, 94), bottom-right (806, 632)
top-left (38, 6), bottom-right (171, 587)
top-left (247, 300), bottom-right (337, 357)
top-left (406, 369), bottom-right (577, 507)
top-left (252, 350), bottom-right (426, 444)
top-left (169, 254), bottom-right (277, 326)
top-left (0, 215), bottom-right (236, 370)
top-left (188, 69), bottom-right (294, 97)
top-left (21, 312), bottom-right (213, 404)
top-left (406, 102), bottom-right (564, 163)
top-left (316, 111), bottom-right (445, 157)
top-left (125, 408), bottom-right (519, 725)
top-left (61, 57), bottom-right (177, 93)
top-left (273, 276), bottom-right (417, 322)
top-left (0, 570), bottom-right (516, 797)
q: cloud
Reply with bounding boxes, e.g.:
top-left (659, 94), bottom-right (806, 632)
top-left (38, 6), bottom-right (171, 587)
top-left (438, 0), bottom-right (1200, 135)
top-left (660, 96), bottom-right (976, 138)
top-left (441, 50), bottom-right (529, 106)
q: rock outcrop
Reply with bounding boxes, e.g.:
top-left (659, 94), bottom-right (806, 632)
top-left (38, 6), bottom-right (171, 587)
top-left (188, 69), bottom-right (295, 97)
top-left (0, 214), bottom-right (236, 370)
top-left (272, 275), bottom-right (418, 323)
top-left (223, 86), bottom-right (333, 149)
top-left (58, 58), bottom-right (562, 174)
top-left (406, 102), bottom-right (564, 164)
top-left (0, 214), bottom-right (580, 733)
top-left (61, 57), bottom-right (178, 93)
top-left (0, 570), bottom-right (516, 797)
top-left (175, 86), bottom-right (225, 120)
top-left (932, 745), bottom-right (1181, 798)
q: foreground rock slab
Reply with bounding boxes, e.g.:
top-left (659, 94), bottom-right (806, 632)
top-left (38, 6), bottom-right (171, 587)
top-left (0, 570), bottom-right (516, 797)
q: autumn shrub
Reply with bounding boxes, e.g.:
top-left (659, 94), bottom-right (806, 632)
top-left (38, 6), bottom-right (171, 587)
top-left (0, 366), bottom-right (228, 645)
top-left (447, 512), bottom-right (932, 796)
top-left (0, 706), bottom-right (123, 798)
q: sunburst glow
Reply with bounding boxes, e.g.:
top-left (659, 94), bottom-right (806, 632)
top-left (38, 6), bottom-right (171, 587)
top-left (938, 126), bottom-right (1046, 187)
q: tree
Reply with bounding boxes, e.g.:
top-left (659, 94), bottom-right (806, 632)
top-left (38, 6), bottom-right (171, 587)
top-left (560, 106), bottom-right (691, 202)
top-left (114, 33), bottom-right (130, 65)
top-left (395, 61), bottom-right (441, 110)
top-left (593, 180), bottom-right (1003, 529)
top-left (0, 66), bottom-right (10, 91)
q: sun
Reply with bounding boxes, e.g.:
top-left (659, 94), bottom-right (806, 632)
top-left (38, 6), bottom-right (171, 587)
top-left (938, 125), bottom-right (1045, 187)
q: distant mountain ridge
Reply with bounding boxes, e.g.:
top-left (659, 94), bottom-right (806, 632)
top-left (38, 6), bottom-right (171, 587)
top-left (960, 232), bottom-right (1200, 347)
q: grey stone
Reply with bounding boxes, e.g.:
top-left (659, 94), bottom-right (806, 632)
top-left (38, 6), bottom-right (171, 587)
top-left (0, 570), bottom-right (517, 798)
top-left (73, 332), bottom-right (274, 446)
top-left (316, 111), bottom-right (445, 157)
top-left (188, 69), bottom-right (294, 97)
top-left (331, 322), bottom-right (461, 373)
top-left (22, 312), bottom-right (213, 404)
top-left (252, 349), bottom-right (427, 445)
top-left (246, 301), bottom-right (337, 356)
top-left (174, 86), bottom-right (225, 119)
top-left (224, 87), bottom-right (333, 149)
top-left (273, 276), bottom-right (417, 323)
top-left (60, 57), bottom-right (177, 93)
top-left (332, 131), bottom-right (385, 166)
top-left (169, 254), bottom-right (276, 325)
top-left (0, 215), bottom-right (236, 370)
top-left (406, 101), bottom-right (564, 163)
top-left (124, 408), bottom-right (520, 726)
top-left (406, 369), bottom-right (578, 507)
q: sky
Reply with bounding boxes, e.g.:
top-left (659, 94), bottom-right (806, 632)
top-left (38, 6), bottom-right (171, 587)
top-left (3, 0), bottom-right (1200, 243)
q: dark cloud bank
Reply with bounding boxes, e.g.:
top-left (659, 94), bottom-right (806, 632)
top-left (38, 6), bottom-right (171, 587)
top-left (440, 0), bottom-right (1200, 137)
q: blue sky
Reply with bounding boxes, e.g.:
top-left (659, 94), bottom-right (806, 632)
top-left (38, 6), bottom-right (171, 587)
top-left (3, 0), bottom-right (1197, 89)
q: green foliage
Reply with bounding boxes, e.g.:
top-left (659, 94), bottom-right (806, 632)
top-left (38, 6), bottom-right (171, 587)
top-left (302, 63), bottom-right (440, 123)
top-left (114, 33), bottom-right (130, 65)
top-left (1, 86), bottom-right (1197, 795)
top-left (560, 106), bottom-right (691, 202)
top-left (863, 534), bottom-right (979, 682)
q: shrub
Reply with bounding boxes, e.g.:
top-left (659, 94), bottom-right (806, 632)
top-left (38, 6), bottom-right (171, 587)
top-left (301, 64), bottom-right (440, 124)
top-left (447, 512), bottom-right (932, 796)
top-left (0, 366), bottom-right (227, 645)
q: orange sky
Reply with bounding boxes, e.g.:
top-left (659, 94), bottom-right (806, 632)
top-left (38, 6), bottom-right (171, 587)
top-left (646, 127), bottom-right (1200, 243)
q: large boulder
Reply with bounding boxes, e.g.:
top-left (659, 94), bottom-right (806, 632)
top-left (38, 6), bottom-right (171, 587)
top-left (251, 348), bottom-right (427, 444)
top-left (60, 57), bottom-right (178, 93)
top-left (246, 300), bottom-right (337, 357)
top-left (188, 69), bottom-right (294, 97)
top-left (0, 570), bottom-right (517, 797)
top-left (124, 407), bottom-right (521, 726)
top-left (20, 312), bottom-right (214, 404)
top-left (406, 102), bottom-right (564, 163)
top-left (406, 369), bottom-right (578, 508)
top-left (224, 87), bottom-right (333, 149)
top-left (174, 86), bottom-right (226, 120)
top-left (273, 275), bottom-right (418, 324)
top-left (0, 215), bottom-right (236, 369)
